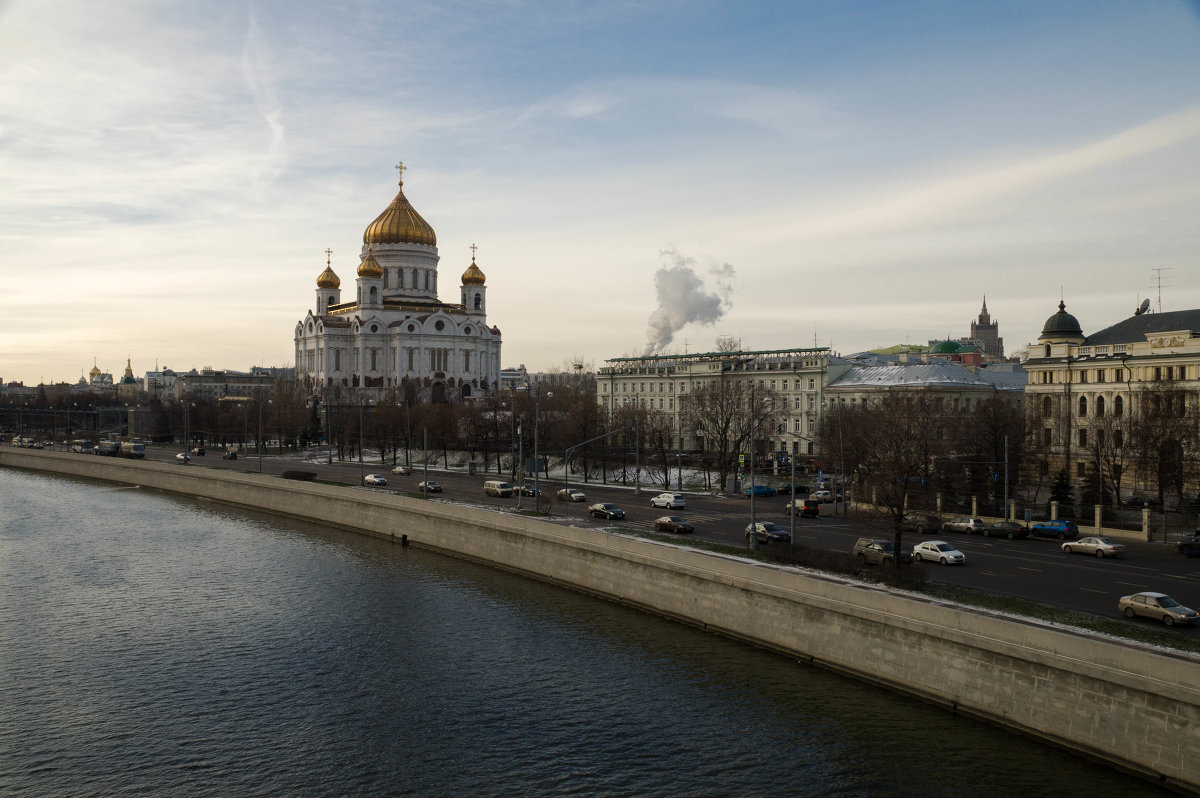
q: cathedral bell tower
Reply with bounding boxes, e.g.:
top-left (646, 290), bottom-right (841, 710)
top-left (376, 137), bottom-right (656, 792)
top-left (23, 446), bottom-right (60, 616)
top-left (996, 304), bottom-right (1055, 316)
top-left (460, 245), bottom-right (487, 315)
top-left (315, 249), bottom-right (341, 314)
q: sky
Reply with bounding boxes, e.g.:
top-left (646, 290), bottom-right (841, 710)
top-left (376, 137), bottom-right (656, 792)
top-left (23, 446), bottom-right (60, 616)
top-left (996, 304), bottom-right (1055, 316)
top-left (2, 0), bottom-right (1199, 386)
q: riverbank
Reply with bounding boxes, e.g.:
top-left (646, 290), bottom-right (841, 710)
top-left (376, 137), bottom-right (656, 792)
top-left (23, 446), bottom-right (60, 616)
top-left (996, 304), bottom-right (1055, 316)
top-left (4, 447), bottom-right (1198, 794)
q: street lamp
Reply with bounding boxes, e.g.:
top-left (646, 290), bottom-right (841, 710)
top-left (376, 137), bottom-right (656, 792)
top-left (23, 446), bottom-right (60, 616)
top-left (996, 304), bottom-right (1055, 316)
top-left (533, 386), bottom-right (551, 511)
top-left (778, 427), bottom-right (816, 544)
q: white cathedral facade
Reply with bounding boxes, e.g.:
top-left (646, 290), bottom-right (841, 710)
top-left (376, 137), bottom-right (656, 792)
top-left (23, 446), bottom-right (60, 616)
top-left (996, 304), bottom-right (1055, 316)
top-left (294, 166), bottom-right (502, 403)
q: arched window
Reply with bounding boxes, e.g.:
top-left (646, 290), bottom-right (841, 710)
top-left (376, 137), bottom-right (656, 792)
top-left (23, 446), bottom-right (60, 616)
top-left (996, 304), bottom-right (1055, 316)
top-left (326, 297), bottom-right (335, 312)
top-left (1044, 344), bottom-right (1051, 357)
top-left (474, 293), bottom-right (481, 310)
top-left (369, 286), bottom-right (378, 303)
top-left (1042, 396), bottom-right (1052, 417)
top-left (1095, 396), bottom-right (1105, 417)
top-left (1078, 396), bottom-right (1087, 417)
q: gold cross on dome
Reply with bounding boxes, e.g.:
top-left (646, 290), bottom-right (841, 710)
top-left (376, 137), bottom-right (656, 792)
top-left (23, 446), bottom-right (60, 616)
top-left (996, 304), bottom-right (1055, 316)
top-left (470, 243), bottom-right (477, 259)
top-left (325, 247), bottom-right (332, 265)
top-left (395, 161), bottom-right (406, 183)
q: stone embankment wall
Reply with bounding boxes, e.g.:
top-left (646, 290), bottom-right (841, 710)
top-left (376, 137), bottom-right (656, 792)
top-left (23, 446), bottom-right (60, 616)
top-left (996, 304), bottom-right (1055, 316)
top-left (4, 448), bottom-right (1198, 793)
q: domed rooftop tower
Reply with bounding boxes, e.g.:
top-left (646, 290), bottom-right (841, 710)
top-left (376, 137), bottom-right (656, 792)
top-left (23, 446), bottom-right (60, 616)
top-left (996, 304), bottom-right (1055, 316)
top-left (1039, 301), bottom-right (1085, 344)
top-left (362, 163), bottom-right (441, 303)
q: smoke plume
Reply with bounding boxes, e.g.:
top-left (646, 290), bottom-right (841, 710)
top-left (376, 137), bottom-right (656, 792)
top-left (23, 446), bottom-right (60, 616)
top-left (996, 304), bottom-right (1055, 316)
top-left (644, 249), bottom-right (735, 354)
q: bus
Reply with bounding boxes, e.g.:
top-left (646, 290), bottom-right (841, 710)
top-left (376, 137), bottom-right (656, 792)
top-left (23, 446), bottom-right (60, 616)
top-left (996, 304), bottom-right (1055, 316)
top-left (96, 440), bottom-right (121, 456)
top-left (119, 441), bottom-right (146, 458)
top-left (71, 440), bottom-right (94, 454)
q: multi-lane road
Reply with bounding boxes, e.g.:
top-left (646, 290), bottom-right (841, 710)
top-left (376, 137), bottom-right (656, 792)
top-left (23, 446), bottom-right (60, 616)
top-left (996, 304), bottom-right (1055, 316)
top-left (142, 446), bottom-right (1200, 635)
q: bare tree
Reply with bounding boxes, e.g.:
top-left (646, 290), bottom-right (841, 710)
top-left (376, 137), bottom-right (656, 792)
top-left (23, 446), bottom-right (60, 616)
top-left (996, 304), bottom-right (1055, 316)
top-left (682, 375), bottom-right (781, 492)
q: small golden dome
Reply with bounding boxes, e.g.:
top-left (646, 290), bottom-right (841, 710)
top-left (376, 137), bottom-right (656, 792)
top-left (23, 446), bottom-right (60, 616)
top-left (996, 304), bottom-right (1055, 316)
top-left (317, 265), bottom-right (341, 289)
top-left (461, 256), bottom-right (486, 286)
top-left (357, 250), bottom-right (383, 278)
top-left (363, 174), bottom-right (437, 247)
top-left (89, 360), bottom-right (101, 378)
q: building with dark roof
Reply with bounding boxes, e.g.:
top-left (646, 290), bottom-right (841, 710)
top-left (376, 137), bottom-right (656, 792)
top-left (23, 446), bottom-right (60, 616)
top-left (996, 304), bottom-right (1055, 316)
top-left (1023, 301), bottom-right (1200, 508)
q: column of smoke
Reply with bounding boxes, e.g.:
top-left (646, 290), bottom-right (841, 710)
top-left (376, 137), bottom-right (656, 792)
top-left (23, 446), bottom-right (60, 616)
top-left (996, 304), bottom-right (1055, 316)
top-left (644, 249), bottom-right (735, 355)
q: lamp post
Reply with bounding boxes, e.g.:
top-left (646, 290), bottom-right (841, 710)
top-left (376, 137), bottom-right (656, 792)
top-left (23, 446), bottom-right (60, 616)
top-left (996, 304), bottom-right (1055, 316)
top-left (359, 397), bottom-right (366, 485)
top-left (778, 428), bottom-right (816, 544)
top-left (564, 421), bottom-right (632, 519)
top-left (533, 386), bottom-right (551, 511)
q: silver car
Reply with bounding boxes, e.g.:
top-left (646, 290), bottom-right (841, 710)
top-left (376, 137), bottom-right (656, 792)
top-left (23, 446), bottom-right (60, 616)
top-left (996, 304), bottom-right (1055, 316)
top-left (912, 540), bottom-right (965, 565)
top-left (943, 517), bottom-right (986, 534)
top-left (1062, 536), bottom-right (1125, 558)
top-left (1118, 592), bottom-right (1198, 626)
top-left (650, 492), bottom-right (686, 509)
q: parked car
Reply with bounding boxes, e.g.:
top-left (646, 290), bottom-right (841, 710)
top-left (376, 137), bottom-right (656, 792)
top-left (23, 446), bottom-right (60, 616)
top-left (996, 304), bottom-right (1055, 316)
top-left (483, 480), bottom-right (514, 497)
top-left (1118, 592), bottom-right (1199, 626)
top-left (745, 522), bottom-right (791, 543)
top-left (654, 516), bottom-right (694, 534)
top-left (363, 474), bottom-right (388, 486)
top-left (391, 465), bottom-right (412, 475)
top-left (983, 521), bottom-right (1029, 539)
top-left (810, 489), bottom-right (834, 503)
top-left (900, 513), bottom-right (941, 534)
top-left (786, 498), bottom-right (820, 518)
top-left (744, 485), bottom-right (776, 497)
top-left (191, 446), bottom-right (205, 456)
top-left (175, 452), bottom-right (190, 462)
top-left (1062, 536), bottom-right (1125, 558)
top-left (588, 502), bottom-right (625, 520)
top-left (222, 450), bottom-right (238, 460)
top-left (912, 540), bottom-right (966, 565)
top-left (942, 517), bottom-right (986, 534)
top-left (557, 488), bottom-right (586, 502)
top-left (852, 537), bottom-right (911, 566)
top-left (650, 492), bottom-right (686, 509)
top-left (418, 480), bottom-right (442, 493)
top-left (517, 483), bottom-right (539, 496)
top-left (1030, 519), bottom-right (1079, 540)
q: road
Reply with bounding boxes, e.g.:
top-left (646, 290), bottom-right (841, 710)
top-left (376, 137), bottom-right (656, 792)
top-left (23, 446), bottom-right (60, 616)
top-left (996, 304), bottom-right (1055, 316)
top-left (140, 445), bottom-right (1200, 634)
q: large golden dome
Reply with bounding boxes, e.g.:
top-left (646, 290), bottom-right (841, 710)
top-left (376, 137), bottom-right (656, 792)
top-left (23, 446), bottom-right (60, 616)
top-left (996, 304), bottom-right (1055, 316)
top-left (357, 249), bottom-right (383, 278)
top-left (461, 256), bottom-right (486, 285)
top-left (316, 265), bottom-right (341, 288)
top-left (363, 173), bottom-right (436, 247)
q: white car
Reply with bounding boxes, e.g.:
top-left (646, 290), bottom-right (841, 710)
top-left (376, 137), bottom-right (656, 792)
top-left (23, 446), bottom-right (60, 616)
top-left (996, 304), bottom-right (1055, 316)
top-left (391, 465), bottom-right (412, 475)
top-left (175, 452), bottom-right (190, 462)
top-left (650, 492), bottom-right (686, 509)
top-left (912, 540), bottom-right (965, 565)
top-left (418, 481), bottom-right (442, 493)
top-left (363, 474), bottom-right (388, 486)
top-left (810, 489), bottom-right (834, 503)
top-left (1063, 537), bottom-right (1126, 558)
top-left (557, 488), bottom-right (586, 502)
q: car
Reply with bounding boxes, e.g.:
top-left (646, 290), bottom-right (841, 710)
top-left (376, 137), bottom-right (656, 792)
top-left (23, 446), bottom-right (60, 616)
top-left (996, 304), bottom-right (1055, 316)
top-left (222, 450), bottom-right (238, 460)
top-left (650, 492), bottom-right (686, 509)
top-left (654, 516), bottom-right (694, 534)
top-left (175, 452), bottom-right (191, 462)
top-left (588, 502), bottom-right (625, 520)
top-left (1030, 519), bottom-right (1079, 540)
top-left (1062, 537), bottom-right (1125, 558)
top-left (776, 484), bottom-right (807, 497)
top-left (1178, 540), bottom-right (1200, 558)
top-left (900, 513), bottom-right (941, 534)
top-left (418, 480), bottom-right (442, 493)
top-left (391, 465), bottom-right (412, 475)
top-left (363, 474), bottom-right (388, 486)
top-left (786, 498), bottom-right (820, 518)
top-left (744, 485), bottom-right (776, 497)
top-left (745, 522), bottom-right (791, 543)
top-left (983, 521), bottom-right (1029, 539)
top-left (912, 540), bottom-right (966, 565)
top-left (1118, 592), bottom-right (1199, 627)
top-left (942, 517), bottom-right (986, 534)
top-left (557, 488), bottom-right (586, 502)
top-left (852, 537), bottom-right (911, 566)
top-left (810, 489), bottom-right (834, 503)
top-left (517, 484), bottom-right (539, 496)
top-left (191, 446), bottom-right (205, 455)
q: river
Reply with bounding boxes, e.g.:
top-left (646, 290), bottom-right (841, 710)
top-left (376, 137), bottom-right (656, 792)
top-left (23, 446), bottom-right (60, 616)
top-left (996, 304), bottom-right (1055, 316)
top-left (0, 468), bottom-right (1168, 796)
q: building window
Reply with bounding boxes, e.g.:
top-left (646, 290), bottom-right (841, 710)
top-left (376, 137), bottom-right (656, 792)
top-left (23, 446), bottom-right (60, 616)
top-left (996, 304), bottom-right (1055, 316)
top-left (1078, 396), bottom-right (1087, 417)
top-left (1079, 370), bottom-right (1087, 384)
top-left (1115, 369), bottom-right (1124, 382)
top-left (1044, 344), bottom-right (1051, 357)
top-left (1096, 369), bottom-right (1105, 383)
top-left (474, 293), bottom-right (481, 310)
top-left (1095, 396), bottom-right (1105, 417)
top-left (1042, 396), bottom-right (1052, 417)
top-left (1114, 395), bottom-right (1124, 417)
top-left (1079, 429), bottom-right (1087, 448)
top-left (808, 379), bottom-right (815, 390)
top-left (464, 351), bottom-right (471, 372)
top-left (334, 349), bottom-right (341, 371)
top-left (370, 349), bottom-right (377, 371)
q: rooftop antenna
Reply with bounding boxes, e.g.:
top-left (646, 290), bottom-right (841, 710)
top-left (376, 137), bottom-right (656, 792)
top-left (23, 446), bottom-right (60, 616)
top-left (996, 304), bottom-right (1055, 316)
top-left (1151, 267), bottom-right (1171, 313)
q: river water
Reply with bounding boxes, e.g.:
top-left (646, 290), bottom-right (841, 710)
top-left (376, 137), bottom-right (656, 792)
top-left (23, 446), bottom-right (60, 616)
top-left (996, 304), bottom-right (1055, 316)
top-left (0, 468), bottom-right (1170, 796)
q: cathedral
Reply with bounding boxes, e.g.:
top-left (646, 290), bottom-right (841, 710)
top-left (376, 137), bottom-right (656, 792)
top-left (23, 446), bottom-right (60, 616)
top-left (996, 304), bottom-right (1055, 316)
top-left (294, 165), bottom-right (502, 403)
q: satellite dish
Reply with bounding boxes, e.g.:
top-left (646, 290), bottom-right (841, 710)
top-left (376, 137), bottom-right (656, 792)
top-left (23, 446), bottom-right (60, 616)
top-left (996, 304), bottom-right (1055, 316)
top-left (1136, 298), bottom-right (1150, 316)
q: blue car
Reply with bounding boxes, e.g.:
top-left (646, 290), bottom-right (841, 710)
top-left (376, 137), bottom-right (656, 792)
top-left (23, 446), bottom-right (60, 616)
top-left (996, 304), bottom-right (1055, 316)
top-left (744, 485), bottom-right (776, 497)
top-left (1030, 519), bottom-right (1079, 540)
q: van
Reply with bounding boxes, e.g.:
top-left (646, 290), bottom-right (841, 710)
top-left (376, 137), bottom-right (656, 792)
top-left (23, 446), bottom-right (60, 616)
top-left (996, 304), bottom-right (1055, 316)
top-left (483, 480), bottom-right (514, 498)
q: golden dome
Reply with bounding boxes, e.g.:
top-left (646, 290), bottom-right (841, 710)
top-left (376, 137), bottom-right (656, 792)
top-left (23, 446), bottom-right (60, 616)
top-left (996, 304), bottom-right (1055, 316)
top-left (363, 174), bottom-right (436, 247)
top-left (357, 249), bottom-right (383, 278)
top-left (317, 265), bottom-right (341, 289)
top-left (461, 256), bottom-right (486, 285)
top-left (89, 360), bottom-right (101, 378)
